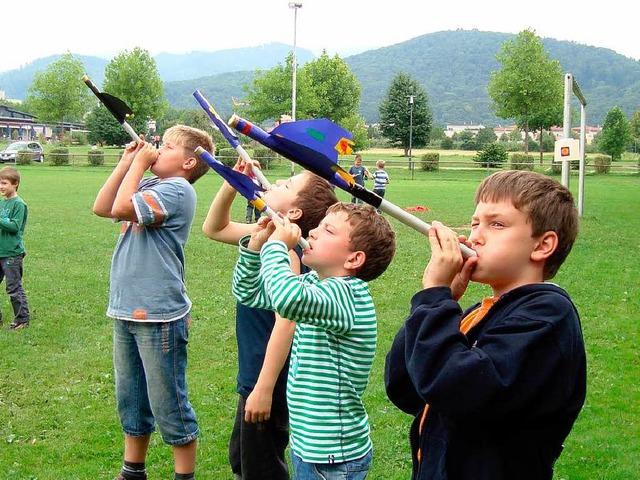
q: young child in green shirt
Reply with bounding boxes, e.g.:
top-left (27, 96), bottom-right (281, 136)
top-left (0, 166), bottom-right (30, 330)
top-left (233, 202), bottom-right (396, 479)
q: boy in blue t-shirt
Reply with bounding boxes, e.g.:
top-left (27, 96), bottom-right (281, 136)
top-left (93, 126), bottom-right (214, 480)
top-left (347, 154), bottom-right (372, 203)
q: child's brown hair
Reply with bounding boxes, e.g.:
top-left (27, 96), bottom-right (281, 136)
top-left (475, 170), bottom-right (578, 279)
top-left (293, 172), bottom-right (339, 237)
top-left (0, 166), bottom-right (21, 189)
top-left (326, 202), bottom-right (396, 282)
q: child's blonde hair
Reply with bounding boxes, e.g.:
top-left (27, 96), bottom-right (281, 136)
top-left (162, 125), bottom-right (215, 184)
top-left (376, 160), bottom-right (385, 168)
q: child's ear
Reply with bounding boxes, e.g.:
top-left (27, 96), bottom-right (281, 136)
top-left (286, 208), bottom-right (303, 221)
top-left (531, 231), bottom-right (558, 262)
top-left (344, 250), bottom-right (366, 271)
top-left (182, 156), bottom-right (197, 170)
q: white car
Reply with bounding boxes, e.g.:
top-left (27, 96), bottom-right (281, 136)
top-left (0, 141), bottom-right (45, 163)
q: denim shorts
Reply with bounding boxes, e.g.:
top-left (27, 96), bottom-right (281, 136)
top-left (291, 449), bottom-right (372, 480)
top-left (113, 316), bottom-right (199, 446)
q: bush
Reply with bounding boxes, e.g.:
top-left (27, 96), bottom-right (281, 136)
top-left (510, 153), bottom-right (534, 171)
top-left (217, 147), bottom-right (238, 166)
top-left (420, 153), bottom-right (440, 172)
top-left (253, 146), bottom-right (274, 170)
top-left (473, 143), bottom-right (507, 168)
top-left (593, 155), bottom-right (611, 174)
top-left (88, 149), bottom-right (104, 166)
top-left (16, 151), bottom-right (32, 165)
top-left (551, 159), bottom-right (581, 174)
top-left (440, 137), bottom-right (454, 150)
top-left (49, 147), bottom-right (70, 166)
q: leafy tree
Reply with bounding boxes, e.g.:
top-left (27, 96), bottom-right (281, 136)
top-left (243, 52), bottom-right (367, 149)
top-left (26, 53), bottom-right (91, 137)
top-left (85, 105), bottom-right (125, 146)
top-left (379, 73), bottom-right (433, 155)
top-left (630, 109), bottom-right (640, 143)
top-left (487, 29), bottom-right (564, 153)
top-left (528, 106), bottom-right (563, 164)
top-left (244, 53), bottom-right (315, 122)
top-left (458, 130), bottom-right (477, 151)
top-left (303, 52), bottom-right (361, 121)
top-left (475, 126), bottom-right (497, 148)
top-left (102, 47), bottom-right (167, 137)
top-left (598, 106), bottom-right (632, 161)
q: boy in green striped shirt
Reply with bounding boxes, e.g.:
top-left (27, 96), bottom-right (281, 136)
top-left (233, 202), bottom-right (396, 479)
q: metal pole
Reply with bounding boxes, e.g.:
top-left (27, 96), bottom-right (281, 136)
top-left (289, 2), bottom-right (302, 177)
top-left (561, 74), bottom-right (572, 187)
top-left (409, 95), bottom-right (414, 179)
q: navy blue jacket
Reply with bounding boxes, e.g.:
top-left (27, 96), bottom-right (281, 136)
top-left (384, 283), bottom-right (586, 480)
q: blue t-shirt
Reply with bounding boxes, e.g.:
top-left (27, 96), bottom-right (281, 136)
top-left (348, 165), bottom-right (368, 187)
top-left (235, 245), bottom-right (308, 409)
top-left (107, 176), bottom-right (196, 322)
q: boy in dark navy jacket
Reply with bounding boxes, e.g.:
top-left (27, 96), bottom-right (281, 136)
top-left (385, 170), bottom-right (586, 480)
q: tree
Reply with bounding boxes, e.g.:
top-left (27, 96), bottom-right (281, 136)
top-left (598, 106), bottom-right (632, 161)
top-left (244, 53), bottom-right (315, 122)
top-left (487, 29), bottom-right (564, 154)
top-left (26, 53), bottom-right (91, 137)
top-left (303, 52), bottom-right (361, 122)
top-left (379, 73), bottom-right (433, 155)
top-left (475, 126), bottom-right (497, 149)
top-left (102, 47), bottom-right (167, 137)
top-left (630, 109), bottom-right (640, 152)
top-left (85, 105), bottom-right (125, 146)
top-left (243, 52), bottom-right (367, 149)
top-left (528, 106), bottom-right (563, 164)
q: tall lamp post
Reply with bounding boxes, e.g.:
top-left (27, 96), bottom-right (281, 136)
top-left (408, 95), bottom-right (414, 179)
top-left (289, 2), bottom-right (302, 176)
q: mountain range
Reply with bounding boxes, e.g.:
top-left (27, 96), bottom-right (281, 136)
top-left (1, 31), bottom-right (638, 126)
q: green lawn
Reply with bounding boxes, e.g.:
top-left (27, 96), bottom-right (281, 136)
top-left (0, 163), bottom-right (638, 479)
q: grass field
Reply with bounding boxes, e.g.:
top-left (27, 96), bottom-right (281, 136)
top-left (0, 161), bottom-right (638, 479)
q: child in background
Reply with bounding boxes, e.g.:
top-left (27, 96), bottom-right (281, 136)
top-left (233, 202), bottom-right (396, 479)
top-left (93, 126), bottom-right (214, 480)
top-left (0, 166), bottom-right (30, 330)
top-left (348, 154), bottom-right (373, 203)
top-left (203, 163), bottom-right (338, 480)
top-left (372, 160), bottom-right (389, 197)
top-left (385, 170), bottom-right (586, 480)
top-left (372, 160), bottom-right (390, 212)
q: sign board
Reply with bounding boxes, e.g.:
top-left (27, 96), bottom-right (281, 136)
top-left (554, 138), bottom-right (581, 162)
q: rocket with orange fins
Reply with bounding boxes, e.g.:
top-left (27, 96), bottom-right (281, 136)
top-left (228, 115), bottom-right (475, 258)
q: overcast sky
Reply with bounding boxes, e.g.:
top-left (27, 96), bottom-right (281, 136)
top-left (3, 0), bottom-right (638, 73)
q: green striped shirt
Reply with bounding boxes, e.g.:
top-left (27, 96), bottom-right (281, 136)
top-left (233, 238), bottom-right (377, 463)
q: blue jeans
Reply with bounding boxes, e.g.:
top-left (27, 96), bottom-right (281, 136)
top-left (0, 254), bottom-right (30, 325)
top-left (113, 316), bottom-right (198, 446)
top-left (291, 449), bottom-right (372, 480)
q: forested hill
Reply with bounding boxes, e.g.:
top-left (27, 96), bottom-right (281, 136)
top-left (165, 30), bottom-right (640, 126)
top-left (2, 31), bottom-right (639, 126)
top-left (345, 29), bottom-right (640, 126)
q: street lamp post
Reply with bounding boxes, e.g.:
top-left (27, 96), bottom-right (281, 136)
top-left (408, 95), bottom-right (414, 179)
top-left (289, 2), bottom-right (302, 176)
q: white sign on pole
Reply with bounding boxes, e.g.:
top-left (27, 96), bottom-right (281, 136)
top-left (554, 138), bottom-right (581, 162)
